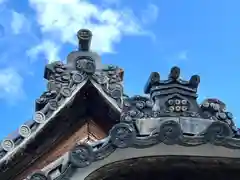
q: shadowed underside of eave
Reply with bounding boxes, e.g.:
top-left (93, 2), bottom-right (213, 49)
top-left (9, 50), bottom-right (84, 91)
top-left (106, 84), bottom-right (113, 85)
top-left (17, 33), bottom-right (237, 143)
top-left (85, 156), bottom-right (240, 180)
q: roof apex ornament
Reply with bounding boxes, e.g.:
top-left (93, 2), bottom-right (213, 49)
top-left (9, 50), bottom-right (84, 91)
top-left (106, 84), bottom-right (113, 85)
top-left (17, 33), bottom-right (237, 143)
top-left (142, 67), bottom-right (201, 118)
top-left (77, 29), bottom-right (92, 51)
top-left (144, 66), bottom-right (200, 95)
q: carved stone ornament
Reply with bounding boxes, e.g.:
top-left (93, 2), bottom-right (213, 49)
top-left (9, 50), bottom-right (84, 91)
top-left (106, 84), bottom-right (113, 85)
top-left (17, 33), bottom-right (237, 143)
top-left (76, 57), bottom-right (96, 74)
top-left (19, 125), bottom-right (31, 138)
top-left (91, 65), bottom-right (124, 108)
top-left (27, 171), bottom-right (51, 180)
top-left (158, 120), bottom-right (182, 145)
top-left (72, 71), bottom-right (86, 84)
top-left (110, 123), bottom-right (136, 148)
top-left (204, 121), bottom-right (232, 145)
top-left (1, 139), bottom-right (14, 152)
top-left (34, 111), bottom-right (46, 124)
top-left (69, 143), bottom-right (94, 168)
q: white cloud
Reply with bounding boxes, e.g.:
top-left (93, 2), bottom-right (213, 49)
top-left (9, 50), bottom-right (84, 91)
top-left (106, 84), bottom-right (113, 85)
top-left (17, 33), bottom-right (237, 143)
top-left (141, 4), bottom-right (159, 25)
top-left (27, 40), bottom-right (60, 63)
top-left (28, 0), bottom-right (152, 63)
top-left (11, 11), bottom-right (30, 34)
top-left (0, 68), bottom-right (24, 103)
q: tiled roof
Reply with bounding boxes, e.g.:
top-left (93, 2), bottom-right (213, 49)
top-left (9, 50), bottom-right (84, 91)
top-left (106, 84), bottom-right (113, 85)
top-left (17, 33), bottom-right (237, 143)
top-left (26, 64), bottom-right (240, 180)
top-left (1, 29), bottom-right (240, 180)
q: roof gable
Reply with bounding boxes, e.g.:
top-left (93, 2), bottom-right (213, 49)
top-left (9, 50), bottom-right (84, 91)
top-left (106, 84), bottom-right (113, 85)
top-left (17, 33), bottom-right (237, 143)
top-left (0, 29), bottom-right (124, 179)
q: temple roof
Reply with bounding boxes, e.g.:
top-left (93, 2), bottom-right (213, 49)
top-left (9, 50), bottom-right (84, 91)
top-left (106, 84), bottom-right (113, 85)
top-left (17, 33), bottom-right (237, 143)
top-left (1, 29), bottom-right (240, 180)
top-left (25, 64), bottom-right (240, 179)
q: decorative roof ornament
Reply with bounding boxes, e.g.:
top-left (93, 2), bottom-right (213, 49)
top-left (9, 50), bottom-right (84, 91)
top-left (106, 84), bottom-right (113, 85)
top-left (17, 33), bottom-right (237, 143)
top-left (77, 29), bottom-right (92, 51)
top-left (118, 68), bottom-right (238, 146)
top-left (27, 171), bottom-right (51, 180)
top-left (0, 29), bottom-right (124, 178)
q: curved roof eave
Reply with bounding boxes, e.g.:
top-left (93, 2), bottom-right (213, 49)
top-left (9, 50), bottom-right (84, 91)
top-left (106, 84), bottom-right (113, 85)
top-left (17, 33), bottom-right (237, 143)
top-left (0, 79), bottom-right (88, 165)
top-left (28, 117), bottom-right (240, 180)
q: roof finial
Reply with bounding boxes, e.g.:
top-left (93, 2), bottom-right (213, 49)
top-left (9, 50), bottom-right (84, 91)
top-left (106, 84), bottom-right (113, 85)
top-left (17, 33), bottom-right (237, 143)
top-left (169, 66), bottom-right (180, 80)
top-left (77, 29), bottom-right (92, 51)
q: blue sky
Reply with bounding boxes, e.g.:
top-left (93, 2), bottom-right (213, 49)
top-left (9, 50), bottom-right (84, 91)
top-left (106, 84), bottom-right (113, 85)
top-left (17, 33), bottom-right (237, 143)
top-left (0, 0), bottom-right (239, 139)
